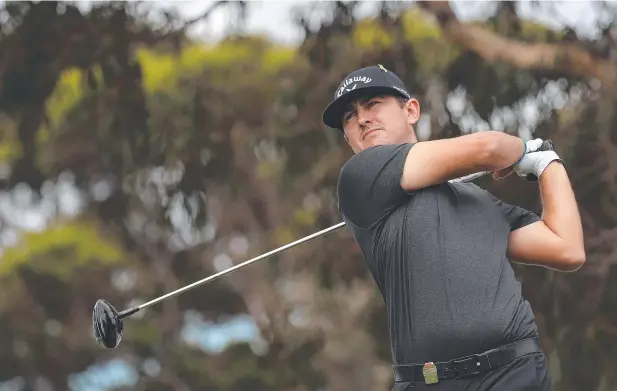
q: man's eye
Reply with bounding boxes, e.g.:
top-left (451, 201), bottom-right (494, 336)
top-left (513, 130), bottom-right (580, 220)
top-left (369, 101), bottom-right (379, 107)
top-left (344, 112), bottom-right (355, 122)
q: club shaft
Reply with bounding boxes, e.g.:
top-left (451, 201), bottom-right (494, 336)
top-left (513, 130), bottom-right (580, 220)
top-left (136, 221), bottom-right (347, 311)
top-left (131, 171), bottom-right (488, 313)
top-left (449, 171), bottom-right (489, 183)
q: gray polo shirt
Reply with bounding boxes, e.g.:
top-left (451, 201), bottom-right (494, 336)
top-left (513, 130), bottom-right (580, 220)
top-left (337, 143), bottom-right (541, 364)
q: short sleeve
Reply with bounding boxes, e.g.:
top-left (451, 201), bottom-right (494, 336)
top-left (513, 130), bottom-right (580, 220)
top-left (337, 143), bottom-right (414, 229)
top-left (488, 193), bottom-right (542, 231)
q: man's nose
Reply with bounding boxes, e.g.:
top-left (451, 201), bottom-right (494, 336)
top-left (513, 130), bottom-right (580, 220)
top-left (357, 109), bottom-right (372, 126)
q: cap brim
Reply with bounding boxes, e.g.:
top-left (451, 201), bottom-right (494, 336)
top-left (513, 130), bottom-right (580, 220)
top-left (322, 86), bottom-right (409, 130)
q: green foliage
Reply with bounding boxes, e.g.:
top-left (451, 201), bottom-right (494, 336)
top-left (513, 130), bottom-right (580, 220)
top-left (0, 220), bottom-right (123, 279)
top-left (351, 8), bottom-right (460, 76)
top-left (353, 19), bottom-right (395, 48)
top-left (0, 2), bottom-right (614, 391)
top-left (0, 120), bottom-right (21, 163)
top-left (45, 69), bottom-right (85, 129)
top-left (45, 41), bottom-right (296, 131)
top-left (401, 8), bottom-right (443, 41)
top-left (353, 8), bottom-right (443, 48)
top-left (519, 19), bottom-right (564, 41)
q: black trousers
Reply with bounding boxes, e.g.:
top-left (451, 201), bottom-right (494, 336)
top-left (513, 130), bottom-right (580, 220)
top-left (391, 351), bottom-right (552, 390)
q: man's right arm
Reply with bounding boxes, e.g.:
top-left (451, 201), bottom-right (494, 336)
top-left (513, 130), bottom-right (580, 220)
top-left (506, 160), bottom-right (585, 271)
top-left (400, 131), bottom-right (526, 192)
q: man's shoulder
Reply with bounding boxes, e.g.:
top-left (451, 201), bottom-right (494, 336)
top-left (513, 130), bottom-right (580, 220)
top-left (339, 145), bottom-right (382, 168)
top-left (339, 143), bottom-right (415, 177)
top-left (336, 143), bottom-right (416, 230)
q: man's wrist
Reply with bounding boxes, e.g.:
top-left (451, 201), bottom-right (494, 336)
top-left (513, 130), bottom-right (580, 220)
top-left (513, 138), bottom-right (527, 166)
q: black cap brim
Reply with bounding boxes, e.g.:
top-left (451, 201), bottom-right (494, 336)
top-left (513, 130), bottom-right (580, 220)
top-left (322, 86), bottom-right (409, 130)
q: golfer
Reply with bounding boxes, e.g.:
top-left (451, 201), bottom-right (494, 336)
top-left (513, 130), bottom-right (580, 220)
top-left (322, 65), bottom-right (585, 390)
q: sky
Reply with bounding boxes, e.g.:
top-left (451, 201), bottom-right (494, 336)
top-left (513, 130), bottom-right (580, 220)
top-left (0, 1), bottom-right (608, 390)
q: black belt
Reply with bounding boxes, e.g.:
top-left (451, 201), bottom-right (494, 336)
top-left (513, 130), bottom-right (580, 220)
top-left (393, 337), bottom-right (542, 385)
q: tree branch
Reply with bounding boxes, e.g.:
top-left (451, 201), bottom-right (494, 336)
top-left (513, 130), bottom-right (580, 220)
top-left (418, 1), bottom-right (617, 86)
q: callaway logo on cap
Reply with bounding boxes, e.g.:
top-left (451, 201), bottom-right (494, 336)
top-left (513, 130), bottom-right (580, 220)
top-left (322, 64), bottom-right (411, 130)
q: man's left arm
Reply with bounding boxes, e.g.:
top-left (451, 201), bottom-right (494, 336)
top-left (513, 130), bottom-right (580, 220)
top-left (506, 161), bottom-right (585, 271)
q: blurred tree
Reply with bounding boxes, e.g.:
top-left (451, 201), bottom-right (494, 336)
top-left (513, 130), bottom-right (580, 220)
top-left (0, 1), bottom-right (615, 391)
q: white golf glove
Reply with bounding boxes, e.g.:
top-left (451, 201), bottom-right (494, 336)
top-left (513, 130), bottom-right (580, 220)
top-left (513, 149), bottom-right (563, 179)
top-left (493, 138), bottom-right (561, 181)
top-left (523, 138), bottom-right (545, 154)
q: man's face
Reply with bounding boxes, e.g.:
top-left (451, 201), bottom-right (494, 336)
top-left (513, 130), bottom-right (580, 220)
top-left (341, 94), bottom-right (420, 153)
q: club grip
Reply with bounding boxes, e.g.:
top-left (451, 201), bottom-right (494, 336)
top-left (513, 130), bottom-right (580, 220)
top-left (525, 140), bottom-right (555, 182)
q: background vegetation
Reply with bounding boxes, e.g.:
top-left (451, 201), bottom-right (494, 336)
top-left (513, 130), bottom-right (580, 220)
top-left (0, 1), bottom-right (615, 390)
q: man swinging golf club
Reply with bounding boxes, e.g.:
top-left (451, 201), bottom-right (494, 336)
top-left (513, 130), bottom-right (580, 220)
top-left (322, 65), bottom-right (585, 390)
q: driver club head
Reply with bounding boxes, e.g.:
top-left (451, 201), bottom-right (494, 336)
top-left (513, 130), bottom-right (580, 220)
top-left (92, 299), bottom-right (124, 349)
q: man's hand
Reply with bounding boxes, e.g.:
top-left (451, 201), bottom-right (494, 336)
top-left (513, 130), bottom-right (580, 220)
top-left (512, 149), bottom-right (563, 179)
top-left (492, 138), bottom-right (545, 180)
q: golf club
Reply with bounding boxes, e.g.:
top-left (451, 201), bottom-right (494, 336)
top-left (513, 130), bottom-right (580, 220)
top-left (92, 141), bottom-right (555, 349)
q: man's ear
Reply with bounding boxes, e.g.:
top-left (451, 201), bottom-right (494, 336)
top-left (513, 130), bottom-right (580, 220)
top-left (406, 98), bottom-right (420, 126)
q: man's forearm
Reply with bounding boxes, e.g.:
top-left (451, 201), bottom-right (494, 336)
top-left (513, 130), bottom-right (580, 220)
top-left (483, 131), bottom-right (527, 170)
top-left (539, 161), bottom-right (585, 263)
top-left (400, 131), bottom-right (526, 191)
